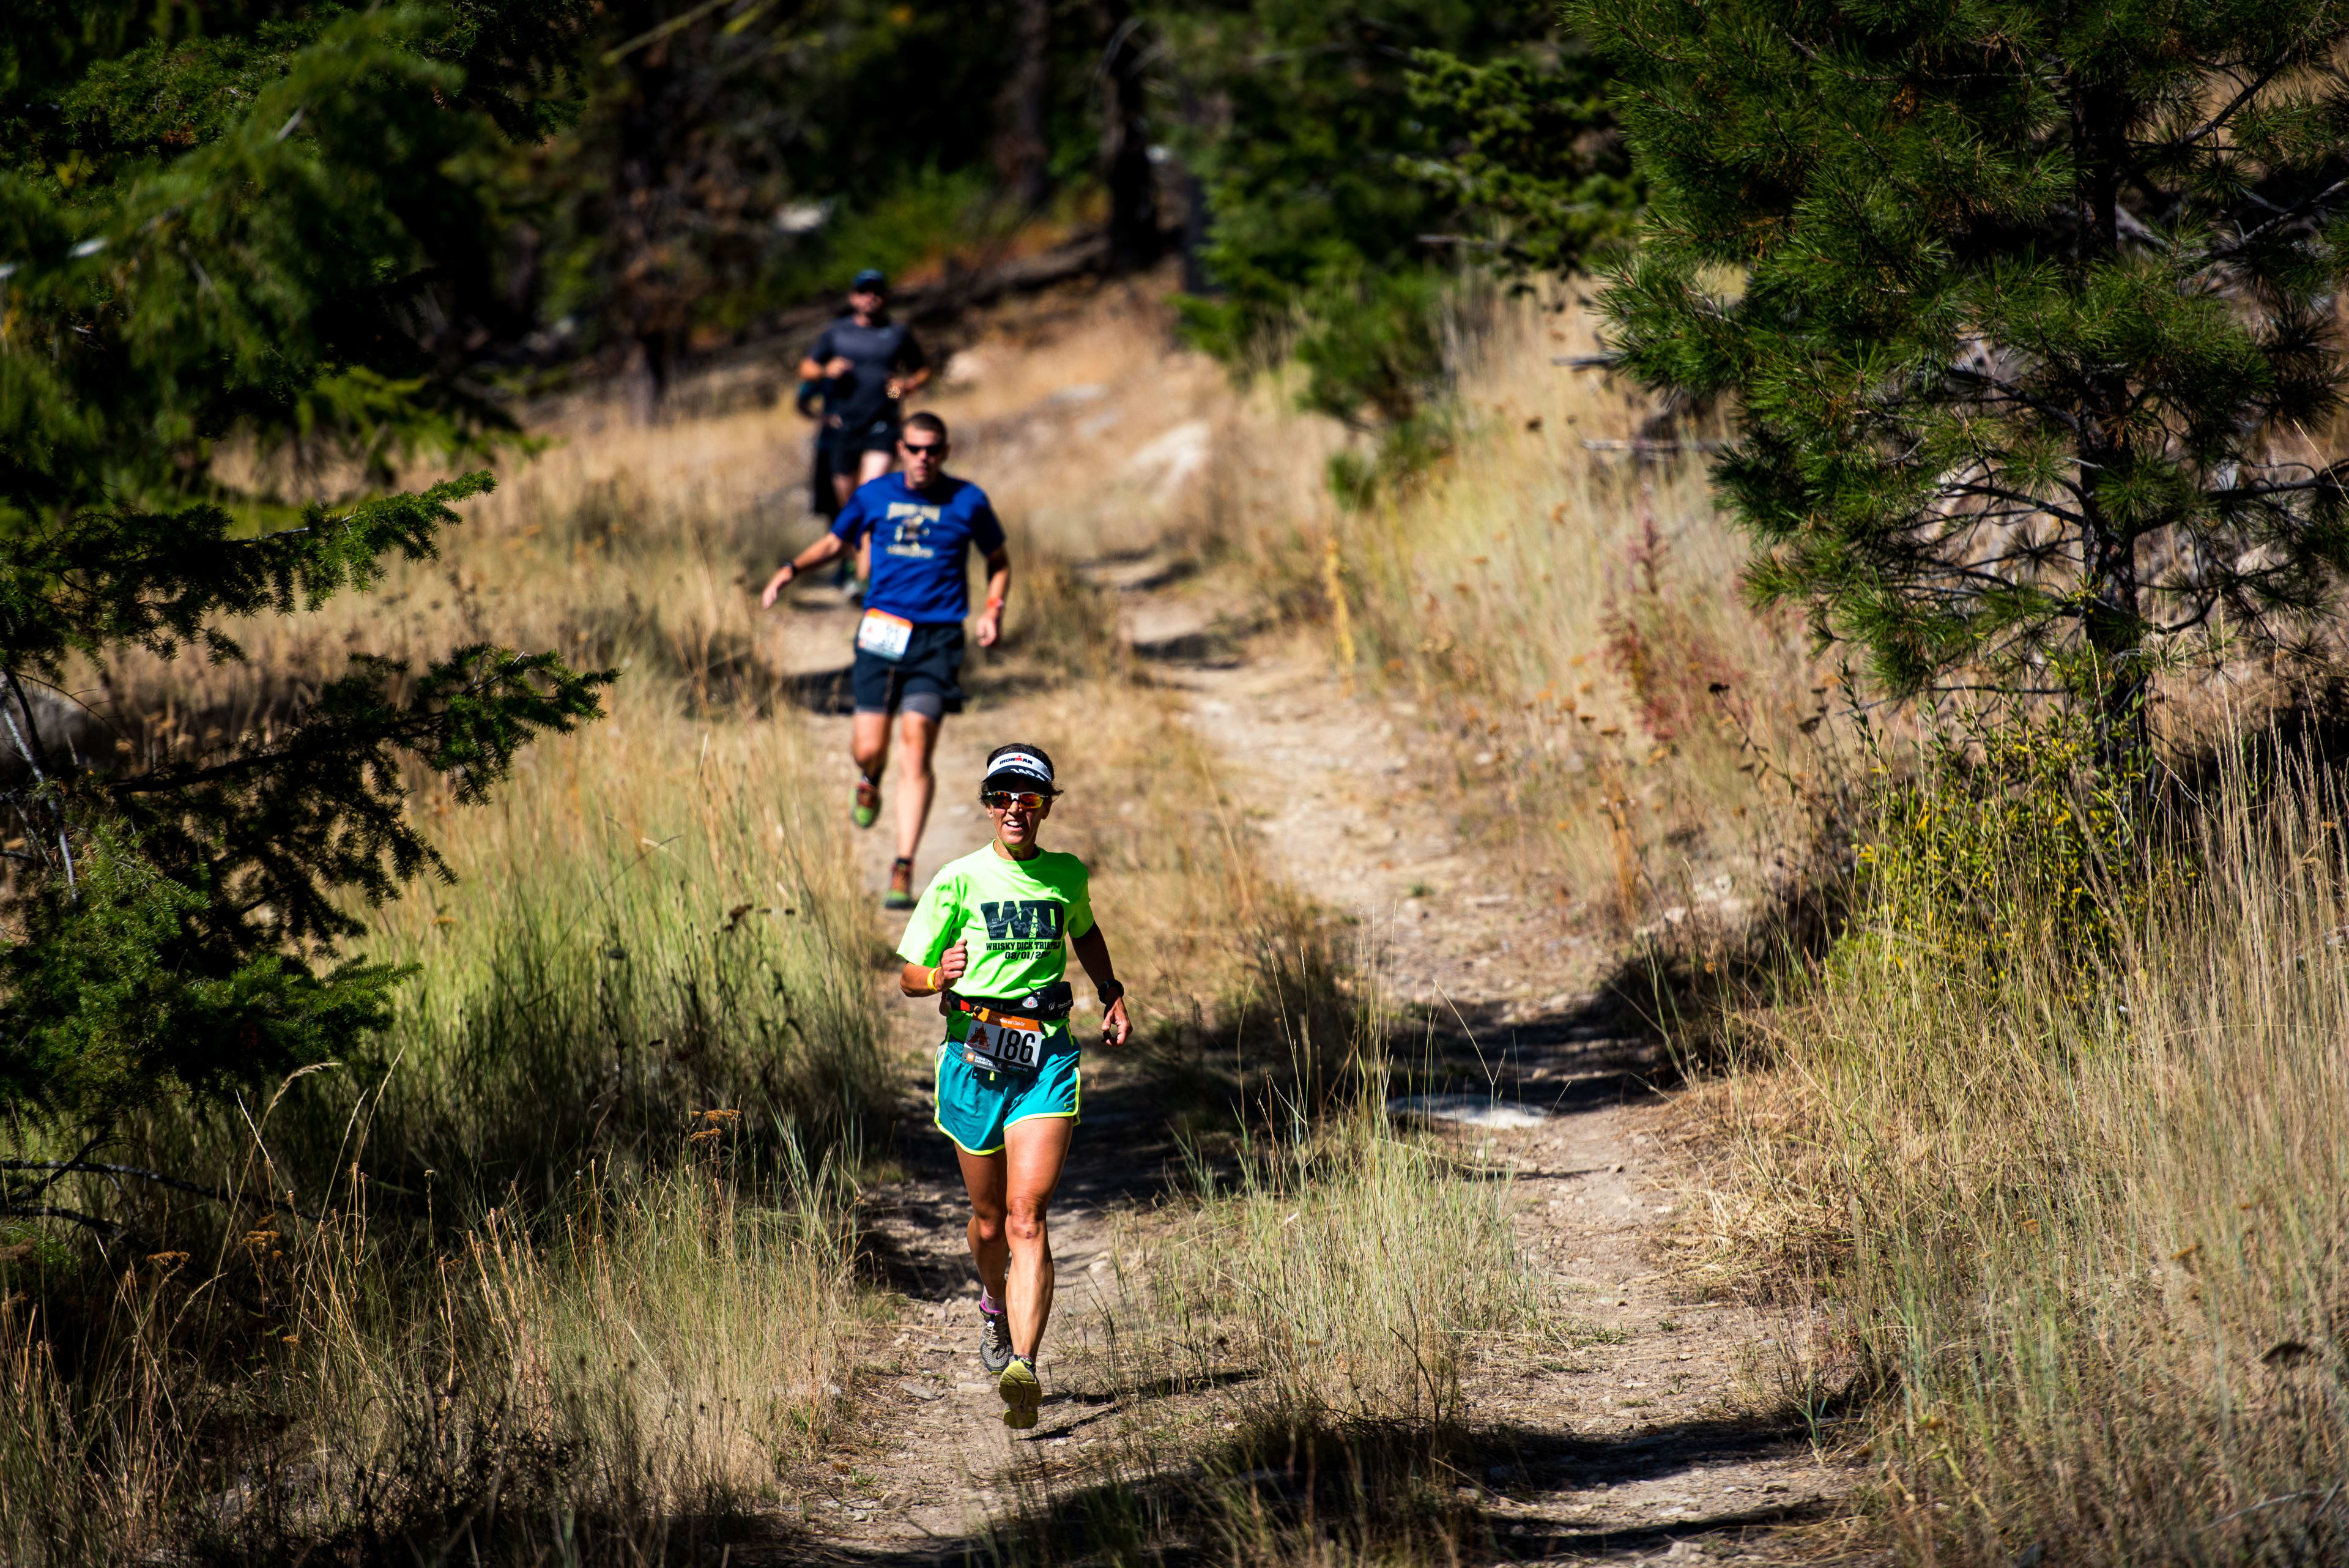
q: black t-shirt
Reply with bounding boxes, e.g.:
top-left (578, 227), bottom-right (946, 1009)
top-left (808, 315), bottom-right (926, 429)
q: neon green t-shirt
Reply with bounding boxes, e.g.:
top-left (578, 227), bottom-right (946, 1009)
top-left (897, 844), bottom-right (1096, 1039)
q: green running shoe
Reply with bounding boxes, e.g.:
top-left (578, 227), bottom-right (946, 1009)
top-left (883, 856), bottom-right (916, 910)
top-left (998, 1354), bottom-right (1041, 1429)
top-left (852, 775), bottom-right (880, 830)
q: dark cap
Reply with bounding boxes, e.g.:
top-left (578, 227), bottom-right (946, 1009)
top-left (981, 743), bottom-right (1056, 796)
top-left (850, 268), bottom-right (887, 293)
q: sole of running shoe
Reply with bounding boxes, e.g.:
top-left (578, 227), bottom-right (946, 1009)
top-left (998, 1358), bottom-right (1041, 1429)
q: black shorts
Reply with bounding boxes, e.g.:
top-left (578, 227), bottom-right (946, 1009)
top-left (852, 622), bottom-right (965, 717)
top-left (826, 415), bottom-right (900, 462)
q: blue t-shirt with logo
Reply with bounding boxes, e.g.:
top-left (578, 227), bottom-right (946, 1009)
top-left (831, 474), bottom-right (1007, 626)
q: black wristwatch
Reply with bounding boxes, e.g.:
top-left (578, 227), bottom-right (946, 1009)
top-left (1099, 980), bottom-right (1126, 1007)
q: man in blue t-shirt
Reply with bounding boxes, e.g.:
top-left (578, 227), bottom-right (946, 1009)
top-left (760, 412), bottom-right (1010, 908)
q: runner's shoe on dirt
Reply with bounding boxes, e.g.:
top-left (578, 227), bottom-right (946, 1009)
top-left (852, 775), bottom-right (881, 830)
top-left (998, 1354), bottom-right (1041, 1429)
top-left (885, 856), bottom-right (916, 910)
top-left (978, 1304), bottom-right (1014, 1375)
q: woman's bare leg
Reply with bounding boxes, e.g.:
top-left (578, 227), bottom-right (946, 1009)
top-left (998, 1115), bottom-right (1074, 1358)
top-left (956, 1143), bottom-right (1009, 1303)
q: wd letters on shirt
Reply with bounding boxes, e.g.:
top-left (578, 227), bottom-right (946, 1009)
top-left (980, 900), bottom-right (1062, 956)
top-left (883, 502), bottom-right (941, 558)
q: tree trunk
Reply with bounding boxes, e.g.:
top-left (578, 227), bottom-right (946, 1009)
top-left (2080, 502), bottom-right (2148, 766)
top-left (1097, 2), bottom-right (1160, 269)
top-left (2069, 75), bottom-right (2147, 770)
top-left (1173, 78), bottom-right (1212, 294)
top-left (613, 16), bottom-right (681, 411)
top-left (995, 0), bottom-right (1053, 213)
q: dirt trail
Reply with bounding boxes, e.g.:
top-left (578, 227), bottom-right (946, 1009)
top-left (1157, 645), bottom-right (1865, 1564)
top-left (734, 283), bottom-right (1862, 1559)
top-left (747, 576), bottom-right (1861, 1565)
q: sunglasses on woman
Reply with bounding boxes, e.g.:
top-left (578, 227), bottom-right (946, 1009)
top-left (982, 790), bottom-right (1051, 811)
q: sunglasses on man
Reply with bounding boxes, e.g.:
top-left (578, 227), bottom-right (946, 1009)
top-left (901, 440), bottom-right (946, 458)
top-left (982, 790), bottom-right (1051, 811)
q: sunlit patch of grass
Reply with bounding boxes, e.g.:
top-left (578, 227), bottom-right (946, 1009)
top-left (1705, 735), bottom-right (2349, 1566)
top-left (1195, 289), bottom-right (1829, 939)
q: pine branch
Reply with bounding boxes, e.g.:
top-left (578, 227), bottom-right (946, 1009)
top-left (0, 1205), bottom-right (136, 1251)
top-left (0, 1159), bottom-right (322, 1222)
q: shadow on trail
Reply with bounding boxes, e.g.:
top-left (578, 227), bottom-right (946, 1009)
top-left (772, 663), bottom-right (856, 715)
top-left (1390, 984), bottom-right (1675, 1112)
top-left (763, 1403), bottom-right (1831, 1568)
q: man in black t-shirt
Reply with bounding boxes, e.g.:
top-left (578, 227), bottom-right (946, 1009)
top-left (800, 269), bottom-right (930, 509)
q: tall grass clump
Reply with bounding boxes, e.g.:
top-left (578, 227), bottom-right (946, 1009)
top-left (993, 1084), bottom-right (1543, 1567)
top-left (0, 681), bottom-right (889, 1562)
top-left (1723, 710), bottom-right (2349, 1567)
top-left (0, 1134), bottom-right (867, 1564)
top-left (328, 680), bottom-right (889, 1200)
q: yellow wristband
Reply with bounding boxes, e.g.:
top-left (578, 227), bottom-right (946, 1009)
top-left (930, 965), bottom-right (945, 994)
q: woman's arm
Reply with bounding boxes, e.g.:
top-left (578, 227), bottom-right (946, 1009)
top-left (1070, 927), bottom-right (1130, 1047)
top-left (900, 940), bottom-right (968, 998)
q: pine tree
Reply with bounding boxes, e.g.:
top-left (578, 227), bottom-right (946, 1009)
top-left (1403, 42), bottom-right (1637, 282)
top-left (1157, 0), bottom-right (1554, 368)
top-left (1581, 0), bottom-right (2349, 743)
top-left (0, 4), bottom-right (608, 1131)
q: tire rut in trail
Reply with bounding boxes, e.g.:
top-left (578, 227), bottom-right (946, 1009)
top-left (771, 584), bottom-right (1870, 1566)
top-left (1162, 645), bottom-right (1872, 1564)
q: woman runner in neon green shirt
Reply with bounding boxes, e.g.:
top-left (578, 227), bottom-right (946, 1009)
top-left (896, 741), bottom-right (1132, 1429)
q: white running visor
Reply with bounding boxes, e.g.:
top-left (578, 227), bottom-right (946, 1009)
top-left (982, 749), bottom-right (1056, 793)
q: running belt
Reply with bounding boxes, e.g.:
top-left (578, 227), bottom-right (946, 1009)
top-left (947, 980), bottom-right (1074, 1028)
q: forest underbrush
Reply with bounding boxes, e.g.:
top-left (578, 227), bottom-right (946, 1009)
top-left (1, 639), bottom-right (892, 1561)
top-left (1653, 700), bottom-right (2349, 1568)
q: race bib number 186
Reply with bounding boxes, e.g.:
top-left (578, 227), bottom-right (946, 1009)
top-left (967, 1017), bottom-right (1043, 1074)
top-left (855, 609), bottom-right (913, 661)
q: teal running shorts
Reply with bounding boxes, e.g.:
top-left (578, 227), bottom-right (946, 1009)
top-left (933, 1037), bottom-right (1081, 1156)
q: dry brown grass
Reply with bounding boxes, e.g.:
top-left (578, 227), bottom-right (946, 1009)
top-left (989, 1082), bottom-right (1549, 1568)
top-left (1673, 727), bottom-right (2349, 1567)
top-left (1195, 293), bottom-right (1833, 940)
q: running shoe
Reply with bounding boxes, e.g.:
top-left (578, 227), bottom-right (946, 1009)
top-left (852, 776), bottom-right (880, 830)
top-left (998, 1354), bottom-right (1041, 1429)
top-left (978, 1304), bottom-right (1014, 1375)
top-left (884, 856), bottom-right (916, 910)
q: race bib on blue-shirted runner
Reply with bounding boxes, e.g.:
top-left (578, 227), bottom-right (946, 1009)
top-left (855, 608), bottom-right (913, 660)
top-left (965, 1016), bottom-right (1045, 1075)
